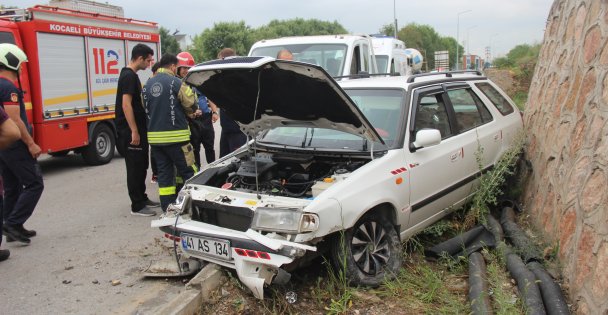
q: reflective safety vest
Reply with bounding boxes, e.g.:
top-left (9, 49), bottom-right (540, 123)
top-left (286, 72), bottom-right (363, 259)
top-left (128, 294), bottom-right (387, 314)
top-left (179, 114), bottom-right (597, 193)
top-left (143, 71), bottom-right (191, 145)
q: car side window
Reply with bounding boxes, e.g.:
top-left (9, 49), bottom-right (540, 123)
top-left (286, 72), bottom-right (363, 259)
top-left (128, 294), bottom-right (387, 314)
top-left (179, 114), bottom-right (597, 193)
top-left (447, 88), bottom-right (493, 132)
top-left (414, 92), bottom-right (452, 139)
top-left (475, 82), bottom-right (515, 115)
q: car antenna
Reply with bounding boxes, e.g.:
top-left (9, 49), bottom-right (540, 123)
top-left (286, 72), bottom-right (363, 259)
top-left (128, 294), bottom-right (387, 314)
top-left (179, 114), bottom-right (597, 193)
top-left (253, 70), bottom-right (262, 200)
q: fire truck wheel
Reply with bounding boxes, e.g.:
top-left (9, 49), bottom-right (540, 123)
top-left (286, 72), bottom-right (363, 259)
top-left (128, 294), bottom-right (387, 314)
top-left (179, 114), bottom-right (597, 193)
top-left (82, 124), bottom-right (115, 165)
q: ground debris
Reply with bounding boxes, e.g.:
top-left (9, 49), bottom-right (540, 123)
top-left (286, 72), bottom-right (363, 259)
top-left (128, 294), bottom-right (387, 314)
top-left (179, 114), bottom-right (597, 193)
top-left (62, 280), bottom-right (71, 284)
top-left (111, 280), bottom-right (121, 286)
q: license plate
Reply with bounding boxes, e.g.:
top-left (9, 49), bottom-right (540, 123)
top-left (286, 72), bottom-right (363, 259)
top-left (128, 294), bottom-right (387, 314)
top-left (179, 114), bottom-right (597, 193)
top-left (181, 234), bottom-right (231, 260)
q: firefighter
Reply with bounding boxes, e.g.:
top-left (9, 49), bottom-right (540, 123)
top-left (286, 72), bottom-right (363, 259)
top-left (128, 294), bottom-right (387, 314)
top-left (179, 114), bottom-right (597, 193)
top-left (143, 53), bottom-right (198, 211)
top-left (0, 43), bottom-right (43, 245)
top-left (176, 51), bottom-right (218, 168)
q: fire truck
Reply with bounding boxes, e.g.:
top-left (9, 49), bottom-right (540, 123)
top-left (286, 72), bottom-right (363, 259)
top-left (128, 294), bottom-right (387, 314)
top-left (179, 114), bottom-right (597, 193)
top-left (0, 4), bottom-right (160, 165)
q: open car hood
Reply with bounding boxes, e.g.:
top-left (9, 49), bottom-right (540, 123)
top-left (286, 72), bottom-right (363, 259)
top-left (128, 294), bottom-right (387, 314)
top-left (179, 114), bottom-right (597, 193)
top-left (185, 56), bottom-right (383, 143)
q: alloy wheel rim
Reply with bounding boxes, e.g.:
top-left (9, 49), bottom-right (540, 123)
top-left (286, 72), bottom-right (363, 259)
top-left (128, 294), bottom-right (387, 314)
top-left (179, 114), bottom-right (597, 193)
top-left (351, 221), bottom-right (390, 275)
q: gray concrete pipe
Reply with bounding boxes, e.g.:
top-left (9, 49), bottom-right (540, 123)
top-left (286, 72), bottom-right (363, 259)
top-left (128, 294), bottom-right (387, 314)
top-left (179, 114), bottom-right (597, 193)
top-left (468, 251), bottom-right (494, 315)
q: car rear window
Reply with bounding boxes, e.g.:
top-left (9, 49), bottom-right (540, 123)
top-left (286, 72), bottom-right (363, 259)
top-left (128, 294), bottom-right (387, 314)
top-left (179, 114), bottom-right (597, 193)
top-left (475, 82), bottom-right (515, 116)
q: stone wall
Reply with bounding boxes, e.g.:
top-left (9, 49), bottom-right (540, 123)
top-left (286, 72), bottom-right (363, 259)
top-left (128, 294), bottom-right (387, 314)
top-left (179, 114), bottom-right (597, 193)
top-left (523, 0), bottom-right (608, 313)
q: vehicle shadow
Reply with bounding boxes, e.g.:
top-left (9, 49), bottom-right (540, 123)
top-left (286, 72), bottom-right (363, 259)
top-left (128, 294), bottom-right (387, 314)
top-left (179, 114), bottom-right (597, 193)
top-left (38, 150), bottom-right (123, 176)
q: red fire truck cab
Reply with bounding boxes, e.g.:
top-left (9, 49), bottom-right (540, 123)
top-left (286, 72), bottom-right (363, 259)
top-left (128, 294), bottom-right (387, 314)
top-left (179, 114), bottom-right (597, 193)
top-left (0, 5), bottom-right (160, 165)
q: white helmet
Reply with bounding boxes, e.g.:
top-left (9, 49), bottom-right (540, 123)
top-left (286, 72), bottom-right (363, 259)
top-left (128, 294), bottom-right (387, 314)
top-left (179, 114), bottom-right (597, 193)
top-left (0, 43), bottom-right (28, 71)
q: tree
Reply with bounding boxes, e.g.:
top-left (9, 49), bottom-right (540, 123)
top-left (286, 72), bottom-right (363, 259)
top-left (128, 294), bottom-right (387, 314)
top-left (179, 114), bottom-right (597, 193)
top-left (396, 23), bottom-right (462, 70)
top-left (254, 18), bottom-right (347, 41)
top-left (379, 23), bottom-right (395, 37)
top-left (159, 27), bottom-right (180, 55)
top-left (189, 19), bottom-right (348, 62)
top-left (190, 21), bottom-right (254, 61)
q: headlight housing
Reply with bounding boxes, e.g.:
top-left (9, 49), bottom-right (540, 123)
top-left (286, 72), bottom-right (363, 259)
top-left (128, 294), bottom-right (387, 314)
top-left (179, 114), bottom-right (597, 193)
top-left (167, 190), bottom-right (192, 214)
top-left (251, 207), bottom-right (319, 233)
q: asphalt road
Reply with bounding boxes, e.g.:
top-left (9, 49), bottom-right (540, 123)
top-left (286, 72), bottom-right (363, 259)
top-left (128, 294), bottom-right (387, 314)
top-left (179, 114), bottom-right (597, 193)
top-left (0, 152), bottom-right (188, 314)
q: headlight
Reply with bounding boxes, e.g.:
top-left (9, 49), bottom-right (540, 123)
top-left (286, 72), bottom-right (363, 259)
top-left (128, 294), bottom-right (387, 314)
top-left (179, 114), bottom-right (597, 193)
top-left (167, 190), bottom-right (191, 214)
top-left (251, 207), bottom-right (320, 233)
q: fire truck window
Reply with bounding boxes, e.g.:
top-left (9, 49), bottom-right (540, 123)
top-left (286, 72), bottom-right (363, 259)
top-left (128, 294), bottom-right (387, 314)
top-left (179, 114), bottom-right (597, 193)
top-left (0, 32), bottom-right (16, 45)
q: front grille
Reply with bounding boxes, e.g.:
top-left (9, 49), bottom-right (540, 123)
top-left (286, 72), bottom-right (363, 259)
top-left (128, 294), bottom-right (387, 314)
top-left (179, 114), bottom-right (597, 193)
top-left (191, 200), bottom-right (253, 232)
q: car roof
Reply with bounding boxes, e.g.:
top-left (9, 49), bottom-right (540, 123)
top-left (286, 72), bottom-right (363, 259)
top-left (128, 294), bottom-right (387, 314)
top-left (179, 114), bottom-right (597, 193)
top-left (251, 35), bottom-right (369, 47)
top-left (338, 72), bottom-right (488, 90)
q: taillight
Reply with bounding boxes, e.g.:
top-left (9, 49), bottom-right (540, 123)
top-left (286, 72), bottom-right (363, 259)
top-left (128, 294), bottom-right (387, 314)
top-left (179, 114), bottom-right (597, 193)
top-left (234, 247), bottom-right (271, 260)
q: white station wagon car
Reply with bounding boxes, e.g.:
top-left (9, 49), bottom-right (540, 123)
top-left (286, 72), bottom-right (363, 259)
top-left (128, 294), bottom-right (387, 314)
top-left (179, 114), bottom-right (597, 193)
top-left (151, 57), bottom-right (523, 299)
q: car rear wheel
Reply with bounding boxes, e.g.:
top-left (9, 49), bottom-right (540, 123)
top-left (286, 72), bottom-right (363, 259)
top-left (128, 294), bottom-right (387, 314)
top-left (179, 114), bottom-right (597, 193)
top-left (82, 123), bottom-right (115, 165)
top-left (331, 213), bottom-right (402, 286)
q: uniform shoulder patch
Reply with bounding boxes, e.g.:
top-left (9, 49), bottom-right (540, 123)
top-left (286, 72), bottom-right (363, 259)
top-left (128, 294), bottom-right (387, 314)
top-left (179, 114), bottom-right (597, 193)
top-left (10, 93), bottom-right (18, 103)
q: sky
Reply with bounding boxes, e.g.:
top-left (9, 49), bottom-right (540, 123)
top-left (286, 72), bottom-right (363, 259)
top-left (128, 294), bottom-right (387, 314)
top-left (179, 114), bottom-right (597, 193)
top-left (6, 0), bottom-right (554, 59)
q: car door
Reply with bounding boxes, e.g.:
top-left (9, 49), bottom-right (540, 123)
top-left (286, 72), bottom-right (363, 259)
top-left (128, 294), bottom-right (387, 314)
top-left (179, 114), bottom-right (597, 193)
top-left (443, 83), bottom-right (499, 190)
top-left (405, 85), bottom-right (469, 232)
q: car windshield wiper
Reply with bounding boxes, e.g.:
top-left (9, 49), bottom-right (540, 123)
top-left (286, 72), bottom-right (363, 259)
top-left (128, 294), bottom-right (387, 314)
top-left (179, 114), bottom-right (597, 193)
top-left (300, 128), bottom-right (309, 148)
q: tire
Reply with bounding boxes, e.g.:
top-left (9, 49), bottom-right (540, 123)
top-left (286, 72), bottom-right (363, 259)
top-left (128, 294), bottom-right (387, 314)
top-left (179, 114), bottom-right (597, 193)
top-left (49, 150), bottom-right (70, 157)
top-left (331, 213), bottom-right (402, 286)
top-left (82, 124), bottom-right (115, 165)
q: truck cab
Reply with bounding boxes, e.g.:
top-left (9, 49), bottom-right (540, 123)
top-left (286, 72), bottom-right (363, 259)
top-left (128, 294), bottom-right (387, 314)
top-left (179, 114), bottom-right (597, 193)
top-left (249, 35), bottom-right (378, 79)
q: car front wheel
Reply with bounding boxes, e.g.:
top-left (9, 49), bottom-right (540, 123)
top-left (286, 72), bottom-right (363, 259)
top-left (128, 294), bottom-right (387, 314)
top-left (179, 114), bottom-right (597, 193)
top-left (331, 213), bottom-right (402, 286)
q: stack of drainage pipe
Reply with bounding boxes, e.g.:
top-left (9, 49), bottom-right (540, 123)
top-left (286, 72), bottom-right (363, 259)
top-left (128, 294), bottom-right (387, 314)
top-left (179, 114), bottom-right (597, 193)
top-left (499, 207), bottom-right (570, 315)
top-left (425, 206), bottom-right (570, 314)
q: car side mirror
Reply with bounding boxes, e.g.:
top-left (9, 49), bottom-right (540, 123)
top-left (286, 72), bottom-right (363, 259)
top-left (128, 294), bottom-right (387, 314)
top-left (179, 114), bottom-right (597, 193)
top-left (411, 129), bottom-right (441, 151)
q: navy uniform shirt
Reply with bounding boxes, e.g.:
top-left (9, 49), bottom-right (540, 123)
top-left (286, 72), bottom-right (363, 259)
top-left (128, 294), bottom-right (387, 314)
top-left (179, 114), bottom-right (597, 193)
top-left (0, 77), bottom-right (31, 135)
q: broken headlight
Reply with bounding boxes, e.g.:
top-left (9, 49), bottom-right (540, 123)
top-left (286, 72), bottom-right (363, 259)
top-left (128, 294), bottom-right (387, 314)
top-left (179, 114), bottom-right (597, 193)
top-left (167, 190), bottom-right (192, 214)
top-left (251, 207), bottom-right (319, 234)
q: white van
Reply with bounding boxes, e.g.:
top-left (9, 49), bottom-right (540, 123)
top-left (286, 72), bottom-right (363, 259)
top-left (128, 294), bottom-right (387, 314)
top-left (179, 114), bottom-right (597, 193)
top-left (371, 36), bottom-right (410, 75)
top-left (249, 35), bottom-right (378, 78)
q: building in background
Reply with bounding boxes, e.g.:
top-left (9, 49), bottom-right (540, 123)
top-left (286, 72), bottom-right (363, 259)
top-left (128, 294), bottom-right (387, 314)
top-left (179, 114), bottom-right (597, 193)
top-left (462, 54), bottom-right (484, 70)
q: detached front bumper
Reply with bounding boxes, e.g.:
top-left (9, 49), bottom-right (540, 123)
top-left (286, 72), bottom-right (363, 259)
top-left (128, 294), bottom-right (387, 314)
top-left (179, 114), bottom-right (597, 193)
top-left (152, 216), bottom-right (316, 299)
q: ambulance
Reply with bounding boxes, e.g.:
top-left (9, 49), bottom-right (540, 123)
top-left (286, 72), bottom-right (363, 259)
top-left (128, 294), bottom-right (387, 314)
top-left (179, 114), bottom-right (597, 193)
top-left (0, 4), bottom-right (160, 164)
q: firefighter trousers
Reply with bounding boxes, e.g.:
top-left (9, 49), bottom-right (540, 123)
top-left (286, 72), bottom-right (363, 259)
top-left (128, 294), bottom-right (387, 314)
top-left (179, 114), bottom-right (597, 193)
top-left (151, 142), bottom-right (197, 211)
top-left (0, 140), bottom-right (44, 226)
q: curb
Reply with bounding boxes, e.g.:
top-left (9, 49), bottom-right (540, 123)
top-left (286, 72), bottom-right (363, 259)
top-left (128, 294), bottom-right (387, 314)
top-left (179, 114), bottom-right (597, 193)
top-left (153, 263), bottom-right (226, 315)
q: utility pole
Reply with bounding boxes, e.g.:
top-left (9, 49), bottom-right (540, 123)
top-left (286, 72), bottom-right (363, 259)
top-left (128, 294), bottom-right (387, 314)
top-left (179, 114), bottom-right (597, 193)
top-left (393, 0), bottom-right (398, 38)
top-left (456, 10), bottom-right (471, 70)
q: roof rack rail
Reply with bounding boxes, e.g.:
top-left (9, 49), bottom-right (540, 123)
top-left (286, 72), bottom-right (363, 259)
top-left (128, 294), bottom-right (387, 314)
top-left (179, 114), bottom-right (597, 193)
top-left (333, 72), bottom-right (400, 80)
top-left (406, 70), bottom-right (483, 83)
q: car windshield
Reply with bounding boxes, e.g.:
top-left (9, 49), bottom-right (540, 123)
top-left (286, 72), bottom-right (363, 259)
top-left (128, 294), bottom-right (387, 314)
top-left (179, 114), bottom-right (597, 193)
top-left (375, 55), bottom-right (388, 73)
top-left (250, 44), bottom-right (347, 77)
top-left (259, 88), bottom-right (405, 150)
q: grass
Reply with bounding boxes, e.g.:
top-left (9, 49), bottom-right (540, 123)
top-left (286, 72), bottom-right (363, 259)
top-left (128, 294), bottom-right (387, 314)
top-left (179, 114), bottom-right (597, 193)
top-left (511, 92), bottom-right (528, 110)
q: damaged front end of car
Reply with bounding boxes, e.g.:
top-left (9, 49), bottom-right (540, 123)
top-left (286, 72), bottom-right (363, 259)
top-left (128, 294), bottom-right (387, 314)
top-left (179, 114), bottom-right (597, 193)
top-left (152, 185), bottom-right (322, 299)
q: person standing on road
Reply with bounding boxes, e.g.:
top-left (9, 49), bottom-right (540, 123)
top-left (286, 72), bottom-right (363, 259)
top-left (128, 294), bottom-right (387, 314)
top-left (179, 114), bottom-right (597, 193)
top-left (115, 44), bottom-right (160, 216)
top-left (176, 51), bottom-right (218, 168)
top-left (143, 53), bottom-right (198, 211)
top-left (214, 48), bottom-right (247, 158)
top-left (0, 43), bottom-right (43, 245)
top-left (0, 102), bottom-right (20, 261)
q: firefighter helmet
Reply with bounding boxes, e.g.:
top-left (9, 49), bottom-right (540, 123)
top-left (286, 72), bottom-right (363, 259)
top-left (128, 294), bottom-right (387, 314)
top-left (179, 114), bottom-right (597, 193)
top-left (176, 51), bottom-right (195, 68)
top-left (0, 43), bottom-right (28, 71)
